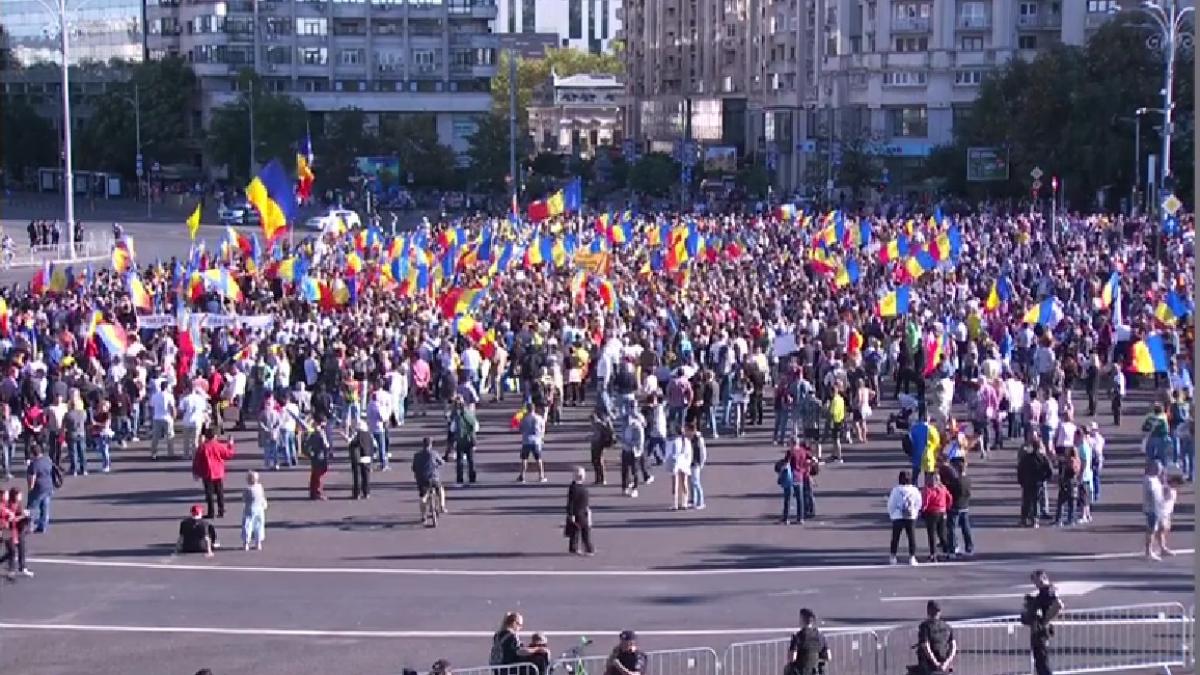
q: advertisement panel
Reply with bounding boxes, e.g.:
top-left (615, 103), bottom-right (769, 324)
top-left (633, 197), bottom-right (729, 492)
top-left (703, 146), bottom-right (738, 174)
top-left (966, 147), bottom-right (1009, 182)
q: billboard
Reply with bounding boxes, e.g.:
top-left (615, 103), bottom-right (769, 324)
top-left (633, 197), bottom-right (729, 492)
top-left (704, 146), bottom-right (738, 174)
top-left (354, 156), bottom-right (401, 185)
top-left (966, 147), bottom-right (1009, 182)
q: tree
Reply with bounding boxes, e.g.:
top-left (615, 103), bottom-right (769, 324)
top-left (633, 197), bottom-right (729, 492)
top-left (837, 133), bottom-right (887, 199)
top-left (467, 112), bottom-right (531, 192)
top-left (737, 164), bottom-right (771, 199)
top-left (1, 99), bottom-right (57, 182)
top-left (78, 56), bottom-right (198, 177)
top-left (528, 151), bottom-right (565, 178)
top-left (490, 48), bottom-right (624, 116)
top-left (628, 153), bottom-right (679, 197)
top-left (315, 107), bottom-right (373, 191)
top-left (377, 114), bottom-right (459, 189)
top-left (208, 70), bottom-right (307, 182)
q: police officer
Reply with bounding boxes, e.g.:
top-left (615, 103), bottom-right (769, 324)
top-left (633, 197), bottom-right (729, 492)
top-left (1022, 570), bottom-right (1064, 675)
top-left (916, 600), bottom-right (956, 674)
top-left (786, 608), bottom-right (830, 675)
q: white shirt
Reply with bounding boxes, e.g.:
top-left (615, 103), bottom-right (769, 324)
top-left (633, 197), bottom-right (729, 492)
top-left (149, 390), bottom-right (176, 421)
top-left (461, 347), bottom-right (482, 373)
top-left (666, 436), bottom-right (692, 475)
top-left (887, 484), bottom-right (923, 520)
top-left (1054, 421), bottom-right (1077, 449)
top-left (179, 391), bottom-right (209, 428)
top-left (1042, 398), bottom-right (1060, 428)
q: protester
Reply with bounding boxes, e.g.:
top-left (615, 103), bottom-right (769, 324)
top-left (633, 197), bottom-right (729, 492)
top-left (565, 466), bottom-right (594, 555)
top-left (192, 427), bottom-right (235, 519)
top-left (176, 504), bottom-right (217, 557)
top-left (887, 470), bottom-right (922, 565)
top-left (240, 470), bottom-right (268, 551)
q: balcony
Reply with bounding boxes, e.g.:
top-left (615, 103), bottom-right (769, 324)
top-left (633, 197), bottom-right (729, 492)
top-left (891, 16), bottom-right (931, 32)
top-left (1085, 12), bottom-right (1114, 28)
top-left (1017, 13), bottom-right (1062, 29)
top-left (883, 51), bottom-right (930, 68)
top-left (954, 50), bottom-right (993, 67)
top-left (331, 2), bottom-right (368, 17)
top-left (956, 15), bottom-right (990, 30)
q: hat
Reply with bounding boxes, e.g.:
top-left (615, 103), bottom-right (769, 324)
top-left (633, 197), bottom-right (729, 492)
top-left (619, 630), bottom-right (637, 641)
top-left (189, 504), bottom-right (204, 517)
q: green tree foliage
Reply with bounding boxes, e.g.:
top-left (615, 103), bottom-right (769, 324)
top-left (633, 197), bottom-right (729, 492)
top-left (628, 152), bottom-right (679, 197)
top-left (314, 107), bottom-right (372, 190)
top-left (377, 114), bottom-right (459, 189)
top-left (77, 56), bottom-right (197, 177)
top-left (208, 70), bottom-right (307, 182)
top-left (931, 16), bottom-right (1194, 206)
top-left (1, 98), bottom-right (57, 181)
top-left (836, 133), bottom-right (886, 199)
top-left (466, 112), bottom-right (531, 192)
top-left (490, 48), bottom-right (624, 117)
top-left (737, 164), bottom-right (771, 199)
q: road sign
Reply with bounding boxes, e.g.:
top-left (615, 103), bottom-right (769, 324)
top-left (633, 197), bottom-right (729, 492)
top-left (135, 154), bottom-right (144, 178)
top-left (1030, 166), bottom-right (1044, 180)
top-left (151, 161), bottom-right (161, 173)
top-left (1032, 179), bottom-right (1042, 191)
top-left (1163, 193), bottom-right (1182, 215)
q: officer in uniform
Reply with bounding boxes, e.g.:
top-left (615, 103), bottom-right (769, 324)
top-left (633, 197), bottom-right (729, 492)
top-left (916, 600), bottom-right (956, 674)
top-left (1022, 569), bottom-right (1064, 675)
top-left (786, 608), bottom-right (830, 675)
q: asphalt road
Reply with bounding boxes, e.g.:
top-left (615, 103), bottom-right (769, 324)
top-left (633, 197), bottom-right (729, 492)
top-left (0, 217), bottom-right (1191, 675)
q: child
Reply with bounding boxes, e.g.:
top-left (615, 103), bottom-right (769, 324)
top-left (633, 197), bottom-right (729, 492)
top-left (241, 470), bottom-right (268, 551)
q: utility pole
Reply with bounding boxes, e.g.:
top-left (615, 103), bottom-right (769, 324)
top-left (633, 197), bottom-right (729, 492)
top-left (58, 0), bottom-right (76, 259)
top-left (248, 77), bottom-right (257, 179)
top-left (132, 83), bottom-right (150, 219)
top-left (508, 48), bottom-right (518, 212)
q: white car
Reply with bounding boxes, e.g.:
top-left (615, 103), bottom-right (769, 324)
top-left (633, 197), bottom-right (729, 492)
top-left (305, 209), bottom-right (362, 233)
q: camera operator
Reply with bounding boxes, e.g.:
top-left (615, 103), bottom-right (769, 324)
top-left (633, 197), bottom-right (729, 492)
top-left (916, 600), bottom-right (956, 674)
top-left (1021, 570), bottom-right (1064, 675)
top-left (786, 608), bottom-right (830, 675)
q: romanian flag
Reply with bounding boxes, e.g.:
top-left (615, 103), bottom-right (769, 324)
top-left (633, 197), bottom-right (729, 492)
top-left (186, 203), bottom-right (202, 240)
top-left (452, 314), bottom-right (487, 342)
top-left (245, 158), bottom-right (297, 243)
top-left (527, 200), bottom-right (550, 222)
top-left (509, 407), bottom-right (528, 430)
top-left (478, 329), bottom-right (498, 359)
top-left (777, 203), bottom-right (798, 222)
top-left (930, 225), bottom-right (963, 262)
top-left (127, 272), bottom-right (152, 311)
top-left (0, 296), bottom-right (8, 337)
top-left (345, 251), bottom-right (364, 277)
top-left (49, 265), bottom-right (72, 294)
top-left (545, 189), bottom-right (566, 217)
top-left (86, 309), bottom-right (103, 339)
top-left (1129, 334), bottom-right (1171, 374)
top-left (903, 250), bottom-right (937, 280)
top-left (809, 247), bottom-right (838, 276)
top-left (438, 286), bottom-right (486, 319)
top-left (597, 278), bottom-right (618, 313)
top-left (846, 329), bottom-right (863, 356)
top-left (878, 235), bottom-right (909, 264)
top-left (985, 277), bottom-right (1013, 313)
top-left (878, 286), bottom-right (912, 317)
top-left (31, 263), bottom-right (50, 295)
top-left (645, 222), bottom-right (662, 248)
top-left (1154, 291), bottom-right (1191, 324)
top-left (111, 244), bottom-right (133, 274)
top-left (296, 133), bottom-right (315, 203)
top-left (202, 268), bottom-right (244, 302)
top-left (1099, 272), bottom-right (1120, 310)
top-left (833, 258), bottom-right (861, 288)
top-left (276, 256), bottom-right (307, 284)
top-left (226, 227), bottom-right (253, 258)
top-left (1022, 298), bottom-right (1062, 327)
top-left (96, 323), bottom-right (129, 357)
top-left (923, 334), bottom-right (946, 377)
top-left (524, 236), bottom-right (554, 267)
top-left (609, 221), bottom-right (633, 246)
top-left (595, 212), bottom-right (612, 236)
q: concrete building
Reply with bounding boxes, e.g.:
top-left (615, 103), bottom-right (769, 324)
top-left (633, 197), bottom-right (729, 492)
top-left (624, 0), bottom-right (1125, 196)
top-left (2, 0), bottom-right (147, 66)
top-left (144, 0), bottom-right (500, 164)
top-left (527, 71), bottom-right (625, 156)
top-left (495, 0), bottom-right (622, 54)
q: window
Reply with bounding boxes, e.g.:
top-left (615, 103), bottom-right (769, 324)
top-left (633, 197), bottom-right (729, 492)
top-left (1018, 2), bottom-right (1037, 17)
top-left (882, 71), bottom-right (927, 86)
top-left (888, 106), bottom-right (927, 137)
top-left (1018, 34), bottom-right (1037, 49)
top-left (960, 36), bottom-right (984, 51)
top-left (299, 47), bottom-right (328, 65)
top-left (412, 48), bottom-right (437, 72)
top-left (297, 18), bottom-right (328, 36)
top-left (265, 18), bottom-right (292, 36)
top-left (452, 116), bottom-right (478, 144)
top-left (339, 48), bottom-right (363, 65)
top-left (893, 2), bottom-right (930, 19)
top-left (507, 0), bottom-right (516, 32)
top-left (959, 1), bottom-right (986, 23)
top-left (894, 36), bottom-right (928, 51)
top-left (954, 70), bottom-right (983, 85)
top-left (569, 0), bottom-right (582, 39)
top-left (521, 0), bottom-right (535, 31)
top-left (1087, 0), bottom-right (1118, 12)
top-left (601, 0), bottom-right (609, 39)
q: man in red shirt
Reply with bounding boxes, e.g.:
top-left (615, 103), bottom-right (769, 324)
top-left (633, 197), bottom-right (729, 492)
top-left (192, 427), bottom-right (235, 519)
top-left (778, 436), bottom-right (817, 524)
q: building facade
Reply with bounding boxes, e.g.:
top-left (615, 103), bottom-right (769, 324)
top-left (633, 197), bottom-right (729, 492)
top-left (2, 0), bottom-right (147, 67)
top-left (495, 0), bottom-right (622, 54)
top-left (144, 0), bottom-right (500, 164)
top-left (528, 72), bottom-right (625, 156)
top-left (624, 0), bottom-right (1124, 196)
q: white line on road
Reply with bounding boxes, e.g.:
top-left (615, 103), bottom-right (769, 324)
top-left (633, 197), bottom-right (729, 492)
top-left (881, 581), bottom-right (1109, 603)
top-left (27, 548), bottom-right (1194, 578)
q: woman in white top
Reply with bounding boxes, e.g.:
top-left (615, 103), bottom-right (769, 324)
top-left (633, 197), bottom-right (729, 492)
top-left (665, 432), bottom-right (692, 510)
top-left (241, 470), bottom-right (269, 551)
top-left (887, 470), bottom-right (923, 565)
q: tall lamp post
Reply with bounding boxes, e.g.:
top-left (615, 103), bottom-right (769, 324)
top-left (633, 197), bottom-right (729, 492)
top-left (1125, 0), bottom-right (1194, 281)
top-left (119, 83), bottom-right (150, 219)
top-left (30, 0), bottom-right (100, 259)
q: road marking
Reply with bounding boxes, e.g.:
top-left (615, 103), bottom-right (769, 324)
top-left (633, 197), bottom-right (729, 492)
top-left (27, 549), bottom-right (1193, 578)
top-left (881, 581), bottom-right (1108, 603)
top-left (0, 623), bottom-right (887, 640)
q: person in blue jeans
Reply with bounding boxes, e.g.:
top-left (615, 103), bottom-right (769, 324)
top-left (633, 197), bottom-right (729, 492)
top-left (776, 441), bottom-right (815, 524)
top-left (26, 444), bottom-right (55, 532)
top-left (940, 458), bottom-right (974, 557)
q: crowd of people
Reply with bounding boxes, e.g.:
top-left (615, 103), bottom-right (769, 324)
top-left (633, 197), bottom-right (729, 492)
top-left (0, 203), bottom-right (1193, 580)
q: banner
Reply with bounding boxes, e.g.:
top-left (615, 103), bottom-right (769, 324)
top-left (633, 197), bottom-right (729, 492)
top-left (137, 314), bottom-right (275, 330)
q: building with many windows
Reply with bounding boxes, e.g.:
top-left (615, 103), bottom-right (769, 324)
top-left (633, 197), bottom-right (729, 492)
top-left (495, 0), bottom-right (622, 54)
top-left (144, 0), bottom-right (500, 167)
top-left (527, 71), bottom-right (625, 156)
top-left (2, 0), bottom-right (146, 67)
top-left (624, 0), bottom-right (1126, 196)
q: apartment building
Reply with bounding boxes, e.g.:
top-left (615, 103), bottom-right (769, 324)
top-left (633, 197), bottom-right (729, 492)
top-left (144, 0), bottom-right (500, 165)
top-left (495, 0), bottom-right (622, 53)
top-left (624, 0), bottom-right (1124, 195)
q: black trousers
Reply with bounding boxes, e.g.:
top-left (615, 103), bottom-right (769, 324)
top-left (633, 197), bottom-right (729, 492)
top-left (890, 518), bottom-right (917, 557)
top-left (590, 441), bottom-right (607, 484)
top-left (1, 539), bottom-right (26, 572)
top-left (1020, 484), bottom-right (1040, 524)
top-left (567, 519), bottom-right (593, 554)
top-left (924, 513), bottom-right (948, 558)
top-left (1031, 635), bottom-right (1053, 675)
top-left (749, 391), bottom-right (764, 424)
top-left (351, 462), bottom-right (371, 498)
top-left (620, 451), bottom-right (640, 489)
top-left (202, 478), bottom-right (225, 518)
top-left (454, 441), bottom-right (477, 484)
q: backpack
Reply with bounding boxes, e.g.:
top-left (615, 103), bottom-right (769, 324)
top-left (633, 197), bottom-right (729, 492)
top-left (776, 460), bottom-right (794, 487)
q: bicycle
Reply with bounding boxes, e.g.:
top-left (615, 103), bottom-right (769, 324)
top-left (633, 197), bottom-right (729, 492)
top-left (550, 637), bottom-right (593, 675)
top-left (421, 482), bottom-right (445, 527)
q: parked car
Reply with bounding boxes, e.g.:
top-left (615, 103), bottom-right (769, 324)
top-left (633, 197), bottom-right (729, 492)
top-left (304, 208), bottom-right (362, 233)
top-left (217, 200), bottom-right (260, 226)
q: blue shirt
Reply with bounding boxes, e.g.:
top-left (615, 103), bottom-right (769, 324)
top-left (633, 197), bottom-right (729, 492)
top-left (27, 455), bottom-right (54, 498)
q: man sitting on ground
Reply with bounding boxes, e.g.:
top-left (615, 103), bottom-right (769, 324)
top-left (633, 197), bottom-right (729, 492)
top-left (176, 504), bottom-right (218, 557)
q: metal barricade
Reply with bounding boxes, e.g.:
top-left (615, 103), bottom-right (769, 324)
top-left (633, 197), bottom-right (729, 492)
top-left (4, 232), bottom-right (112, 268)
top-left (550, 647), bottom-right (719, 675)
top-left (723, 630), bottom-right (881, 675)
top-left (438, 664), bottom-right (541, 675)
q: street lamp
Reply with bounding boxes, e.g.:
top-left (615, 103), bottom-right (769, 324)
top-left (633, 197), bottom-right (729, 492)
top-left (1124, 0), bottom-right (1194, 280)
top-left (29, 0), bottom-right (102, 259)
top-left (118, 83), bottom-right (151, 219)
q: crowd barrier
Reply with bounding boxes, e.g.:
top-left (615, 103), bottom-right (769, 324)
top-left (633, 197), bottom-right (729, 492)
top-left (3, 233), bottom-right (113, 267)
top-left (434, 604), bottom-right (1191, 675)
